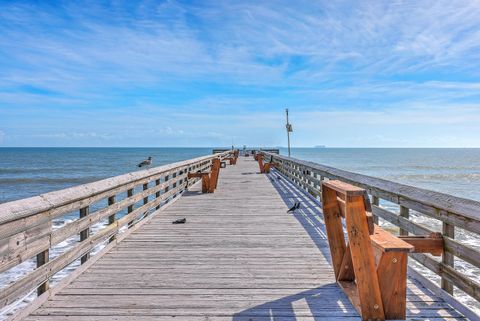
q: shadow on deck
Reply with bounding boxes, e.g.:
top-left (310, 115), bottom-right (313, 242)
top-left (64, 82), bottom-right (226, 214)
top-left (232, 169), bottom-right (465, 321)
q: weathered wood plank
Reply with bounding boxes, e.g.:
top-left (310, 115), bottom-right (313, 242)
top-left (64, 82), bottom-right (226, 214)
top-left (4, 156), bottom-right (470, 321)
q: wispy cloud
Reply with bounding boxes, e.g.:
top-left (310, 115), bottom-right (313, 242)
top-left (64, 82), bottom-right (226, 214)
top-left (1, 1), bottom-right (480, 147)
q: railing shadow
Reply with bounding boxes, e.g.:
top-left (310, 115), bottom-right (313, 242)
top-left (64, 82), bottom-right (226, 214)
top-left (231, 171), bottom-right (360, 320)
top-left (235, 169), bottom-right (466, 321)
top-left (265, 171), bottom-right (333, 265)
top-left (232, 284), bottom-right (359, 321)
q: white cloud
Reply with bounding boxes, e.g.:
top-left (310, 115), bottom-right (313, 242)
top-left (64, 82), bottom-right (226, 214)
top-left (1, 1), bottom-right (480, 147)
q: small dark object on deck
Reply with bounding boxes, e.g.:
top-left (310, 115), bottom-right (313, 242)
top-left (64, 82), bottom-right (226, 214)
top-left (172, 218), bottom-right (186, 224)
top-left (276, 175), bottom-right (281, 180)
top-left (287, 202), bottom-right (300, 213)
top-left (220, 161), bottom-right (227, 168)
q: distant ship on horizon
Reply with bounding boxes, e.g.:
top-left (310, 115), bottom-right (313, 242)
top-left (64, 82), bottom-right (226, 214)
top-left (314, 145), bottom-right (326, 148)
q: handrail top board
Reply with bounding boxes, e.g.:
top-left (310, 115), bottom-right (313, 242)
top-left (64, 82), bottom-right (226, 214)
top-left (322, 180), bottom-right (365, 197)
top-left (261, 151), bottom-right (480, 225)
top-left (0, 152), bottom-right (230, 225)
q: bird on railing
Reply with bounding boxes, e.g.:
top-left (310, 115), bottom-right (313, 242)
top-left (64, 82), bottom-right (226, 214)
top-left (138, 156), bottom-right (152, 168)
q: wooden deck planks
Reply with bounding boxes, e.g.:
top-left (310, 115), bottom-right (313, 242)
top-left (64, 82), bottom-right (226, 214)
top-left (23, 157), bottom-right (467, 321)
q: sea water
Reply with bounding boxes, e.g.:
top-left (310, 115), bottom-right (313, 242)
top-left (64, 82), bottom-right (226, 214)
top-left (1, 147), bottom-right (479, 316)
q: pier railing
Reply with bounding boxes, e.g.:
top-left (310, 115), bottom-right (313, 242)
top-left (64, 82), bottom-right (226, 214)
top-left (0, 151), bottom-right (231, 309)
top-left (260, 151), bottom-right (480, 309)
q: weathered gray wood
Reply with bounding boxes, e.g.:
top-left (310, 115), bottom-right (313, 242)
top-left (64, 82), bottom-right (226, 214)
top-left (400, 205), bottom-right (409, 236)
top-left (1, 183), bottom-right (187, 308)
top-left (107, 195), bottom-right (116, 243)
top-left (442, 223), bottom-right (455, 294)
top-left (7, 157), bottom-right (468, 321)
top-left (0, 221), bottom-right (51, 273)
top-left (411, 252), bottom-right (480, 302)
top-left (0, 153), bottom-right (228, 227)
top-left (0, 153), bottom-right (227, 311)
top-left (263, 151), bottom-right (480, 313)
top-left (372, 205), bottom-right (480, 269)
top-left (8, 190), bottom-right (185, 321)
top-left (79, 206), bottom-right (89, 264)
top-left (36, 249), bottom-right (49, 296)
top-left (263, 152), bottom-right (480, 233)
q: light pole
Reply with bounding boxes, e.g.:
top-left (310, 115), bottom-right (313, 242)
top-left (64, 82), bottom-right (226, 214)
top-left (285, 108), bottom-right (292, 157)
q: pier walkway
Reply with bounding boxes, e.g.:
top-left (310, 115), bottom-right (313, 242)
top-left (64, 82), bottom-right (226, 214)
top-left (21, 157), bottom-right (466, 320)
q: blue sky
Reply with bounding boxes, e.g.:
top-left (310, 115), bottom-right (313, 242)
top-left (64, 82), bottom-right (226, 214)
top-left (1, 0), bottom-right (480, 147)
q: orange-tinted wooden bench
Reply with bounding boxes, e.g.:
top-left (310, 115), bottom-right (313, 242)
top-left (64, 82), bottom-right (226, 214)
top-left (187, 158), bottom-right (221, 193)
top-left (224, 150), bottom-right (239, 165)
top-left (322, 180), bottom-right (414, 320)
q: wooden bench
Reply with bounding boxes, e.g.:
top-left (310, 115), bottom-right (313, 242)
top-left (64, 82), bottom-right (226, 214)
top-left (223, 150), bottom-right (239, 165)
top-left (322, 180), bottom-right (435, 320)
top-left (187, 158), bottom-right (221, 193)
top-left (256, 153), bottom-right (274, 173)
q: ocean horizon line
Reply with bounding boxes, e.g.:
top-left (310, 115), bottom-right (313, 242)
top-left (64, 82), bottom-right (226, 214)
top-left (1, 146), bottom-right (480, 149)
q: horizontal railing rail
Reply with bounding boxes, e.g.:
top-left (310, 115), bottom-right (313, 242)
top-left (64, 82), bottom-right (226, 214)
top-left (0, 151), bottom-right (232, 309)
top-left (260, 151), bottom-right (480, 311)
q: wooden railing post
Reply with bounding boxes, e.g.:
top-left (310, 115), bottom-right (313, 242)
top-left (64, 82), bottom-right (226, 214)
top-left (209, 159), bottom-right (221, 192)
top-left (36, 249), bottom-right (49, 296)
top-left (127, 188), bottom-right (134, 228)
top-left (79, 206), bottom-right (90, 264)
top-left (442, 222), bottom-right (455, 294)
top-left (372, 196), bottom-right (379, 224)
top-left (164, 174), bottom-right (170, 203)
top-left (172, 172), bottom-right (178, 198)
top-left (142, 183), bottom-right (149, 216)
top-left (399, 206), bottom-right (409, 236)
top-left (257, 154), bottom-right (265, 173)
top-left (155, 179), bottom-right (161, 210)
top-left (143, 183), bottom-right (148, 205)
top-left (108, 195), bottom-right (116, 243)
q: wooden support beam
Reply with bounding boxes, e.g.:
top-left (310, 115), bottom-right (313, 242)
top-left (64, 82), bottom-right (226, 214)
top-left (36, 249), bottom-right (49, 296)
top-left (143, 183), bottom-right (148, 206)
top-left (155, 179), bottom-right (161, 210)
top-left (377, 252), bottom-right (408, 319)
top-left (257, 154), bottom-right (265, 173)
top-left (264, 163), bottom-right (271, 173)
top-left (127, 188), bottom-right (134, 228)
top-left (164, 174), bottom-right (170, 203)
top-left (321, 186), bottom-right (347, 279)
top-left (337, 242), bottom-right (355, 281)
top-left (188, 172), bottom-right (210, 193)
top-left (372, 195), bottom-right (380, 224)
top-left (345, 194), bottom-right (385, 320)
top-left (442, 223), bottom-right (455, 294)
top-left (107, 195), bottom-right (116, 243)
top-left (398, 233), bottom-right (444, 256)
top-left (209, 159), bottom-right (221, 193)
top-left (399, 206), bottom-right (409, 236)
top-left (79, 206), bottom-right (89, 264)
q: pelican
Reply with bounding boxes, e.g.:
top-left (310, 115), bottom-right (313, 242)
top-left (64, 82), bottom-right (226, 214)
top-left (137, 156), bottom-right (152, 168)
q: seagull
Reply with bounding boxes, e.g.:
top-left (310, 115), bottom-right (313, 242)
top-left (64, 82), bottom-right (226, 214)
top-left (287, 202), bottom-right (301, 213)
top-left (137, 156), bottom-right (152, 168)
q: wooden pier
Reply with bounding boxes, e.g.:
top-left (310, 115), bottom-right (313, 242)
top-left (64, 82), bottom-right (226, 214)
top-left (1, 152), bottom-right (479, 320)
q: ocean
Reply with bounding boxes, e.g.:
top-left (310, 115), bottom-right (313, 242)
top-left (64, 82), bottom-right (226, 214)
top-left (1, 147), bottom-right (479, 316)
